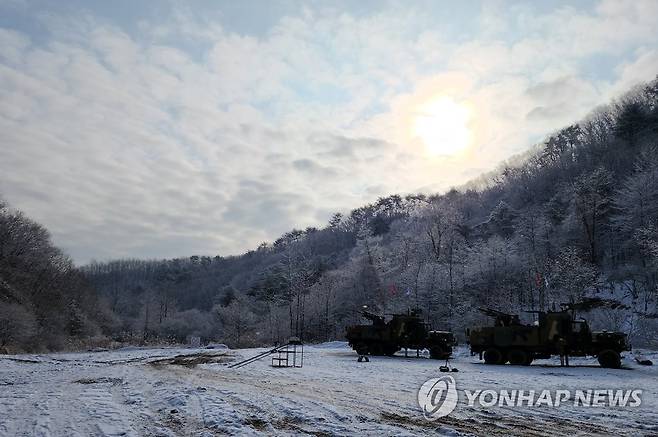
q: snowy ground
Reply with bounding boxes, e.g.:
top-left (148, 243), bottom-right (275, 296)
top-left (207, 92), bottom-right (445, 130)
top-left (1, 343), bottom-right (657, 436)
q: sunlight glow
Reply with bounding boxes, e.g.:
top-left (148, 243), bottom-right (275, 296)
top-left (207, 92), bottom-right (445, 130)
top-left (412, 97), bottom-right (472, 156)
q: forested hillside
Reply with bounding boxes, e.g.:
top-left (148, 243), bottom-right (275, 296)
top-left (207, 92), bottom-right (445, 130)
top-left (81, 76), bottom-right (658, 349)
top-left (2, 77), bottom-right (658, 352)
top-left (0, 201), bottom-right (113, 352)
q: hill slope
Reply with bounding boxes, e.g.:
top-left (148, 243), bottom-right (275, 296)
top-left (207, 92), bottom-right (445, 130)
top-left (0, 200), bottom-right (113, 352)
top-left (3, 76), bottom-right (658, 351)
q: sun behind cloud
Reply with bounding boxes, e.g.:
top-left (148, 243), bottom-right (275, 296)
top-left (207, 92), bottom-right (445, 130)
top-left (412, 97), bottom-right (472, 156)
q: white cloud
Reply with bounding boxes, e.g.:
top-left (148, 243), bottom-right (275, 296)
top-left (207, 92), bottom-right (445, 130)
top-left (611, 50), bottom-right (658, 96)
top-left (0, 1), bottom-right (657, 263)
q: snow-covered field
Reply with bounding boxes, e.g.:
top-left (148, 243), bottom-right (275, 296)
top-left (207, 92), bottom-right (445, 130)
top-left (1, 343), bottom-right (657, 436)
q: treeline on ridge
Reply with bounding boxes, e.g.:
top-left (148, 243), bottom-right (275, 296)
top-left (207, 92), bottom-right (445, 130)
top-left (1, 76), bottom-right (658, 352)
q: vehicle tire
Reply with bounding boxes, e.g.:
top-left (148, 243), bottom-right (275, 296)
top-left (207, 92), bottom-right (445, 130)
top-left (507, 349), bottom-right (529, 366)
top-left (355, 343), bottom-right (368, 356)
top-left (430, 345), bottom-right (449, 360)
top-left (524, 354), bottom-right (534, 366)
top-left (483, 348), bottom-right (504, 365)
top-left (598, 350), bottom-right (621, 369)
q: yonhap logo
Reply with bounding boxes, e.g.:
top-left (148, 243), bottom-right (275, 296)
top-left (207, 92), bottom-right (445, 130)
top-left (417, 375), bottom-right (458, 419)
top-left (417, 376), bottom-right (643, 420)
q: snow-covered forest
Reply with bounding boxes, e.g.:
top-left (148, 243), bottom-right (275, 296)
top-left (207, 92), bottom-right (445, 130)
top-left (2, 76), bottom-right (658, 353)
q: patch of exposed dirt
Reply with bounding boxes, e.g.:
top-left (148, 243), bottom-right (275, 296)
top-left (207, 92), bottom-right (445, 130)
top-left (380, 412), bottom-right (439, 430)
top-left (380, 410), bottom-right (622, 437)
top-left (149, 352), bottom-right (234, 368)
top-left (73, 377), bottom-right (123, 385)
top-left (271, 416), bottom-right (333, 437)
top-left (243, 416), bottom-right (268, 431)
top-left (159, 409), bottom-right (226, 437)
top-left (0, 357), bottom-right (42, 364)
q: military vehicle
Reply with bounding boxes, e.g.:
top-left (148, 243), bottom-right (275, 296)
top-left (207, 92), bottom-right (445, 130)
top-left (468, 308), bottom-right (631, 368)
top-left (346, 309), bottom-right (456, 359)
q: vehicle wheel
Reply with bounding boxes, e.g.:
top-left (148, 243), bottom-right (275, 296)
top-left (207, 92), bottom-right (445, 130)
top-left (355, 343), bottom-right (368, 356)
top-left (483, 348), bottom-right (504, 365)
top-left (598, 350), bottom-right (621, 369)
top-left (430, 346), bottom-right (449, 360)
top-left (524, 354), bottom-right (534, 366)
top-left (507, 349), bottom-right (529, 366)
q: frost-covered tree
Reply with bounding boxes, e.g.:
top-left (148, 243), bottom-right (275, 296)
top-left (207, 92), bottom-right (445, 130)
top-left (614, 148), bottom-right (658, 241)
top-left (572, 167), bottom-right (613, 264)
top-left (214, 296), bottom-right (257, 347)
top-left (74, 75), bottom-right (658, 348)
top-left (0, 303), bottom-right (37, 353)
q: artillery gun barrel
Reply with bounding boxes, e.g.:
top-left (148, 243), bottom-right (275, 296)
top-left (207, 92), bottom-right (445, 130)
top-left (361, 311), bottom-right (385, 324)
top-left (478, 307), bottom-right (513, 317)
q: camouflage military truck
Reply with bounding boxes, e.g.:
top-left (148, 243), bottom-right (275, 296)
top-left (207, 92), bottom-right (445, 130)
top-left (346, 309), bottom-right (456, 359)
top-left (468, 308), bottom-right (630, 368)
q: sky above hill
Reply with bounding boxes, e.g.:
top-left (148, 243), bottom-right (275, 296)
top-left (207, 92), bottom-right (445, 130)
top-left (1, 0), bottom-right (657, 263)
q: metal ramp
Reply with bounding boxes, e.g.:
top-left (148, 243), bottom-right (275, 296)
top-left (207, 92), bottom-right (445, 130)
top-left (228, 337), bottom-right (304, 369)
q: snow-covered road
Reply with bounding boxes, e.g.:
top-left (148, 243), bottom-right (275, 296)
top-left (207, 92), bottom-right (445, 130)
top-left (1, 343), bottom-right (656, 436)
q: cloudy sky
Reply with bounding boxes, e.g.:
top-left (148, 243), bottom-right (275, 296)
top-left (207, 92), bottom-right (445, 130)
top-left (1, 0), bottom-right (657, 264)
